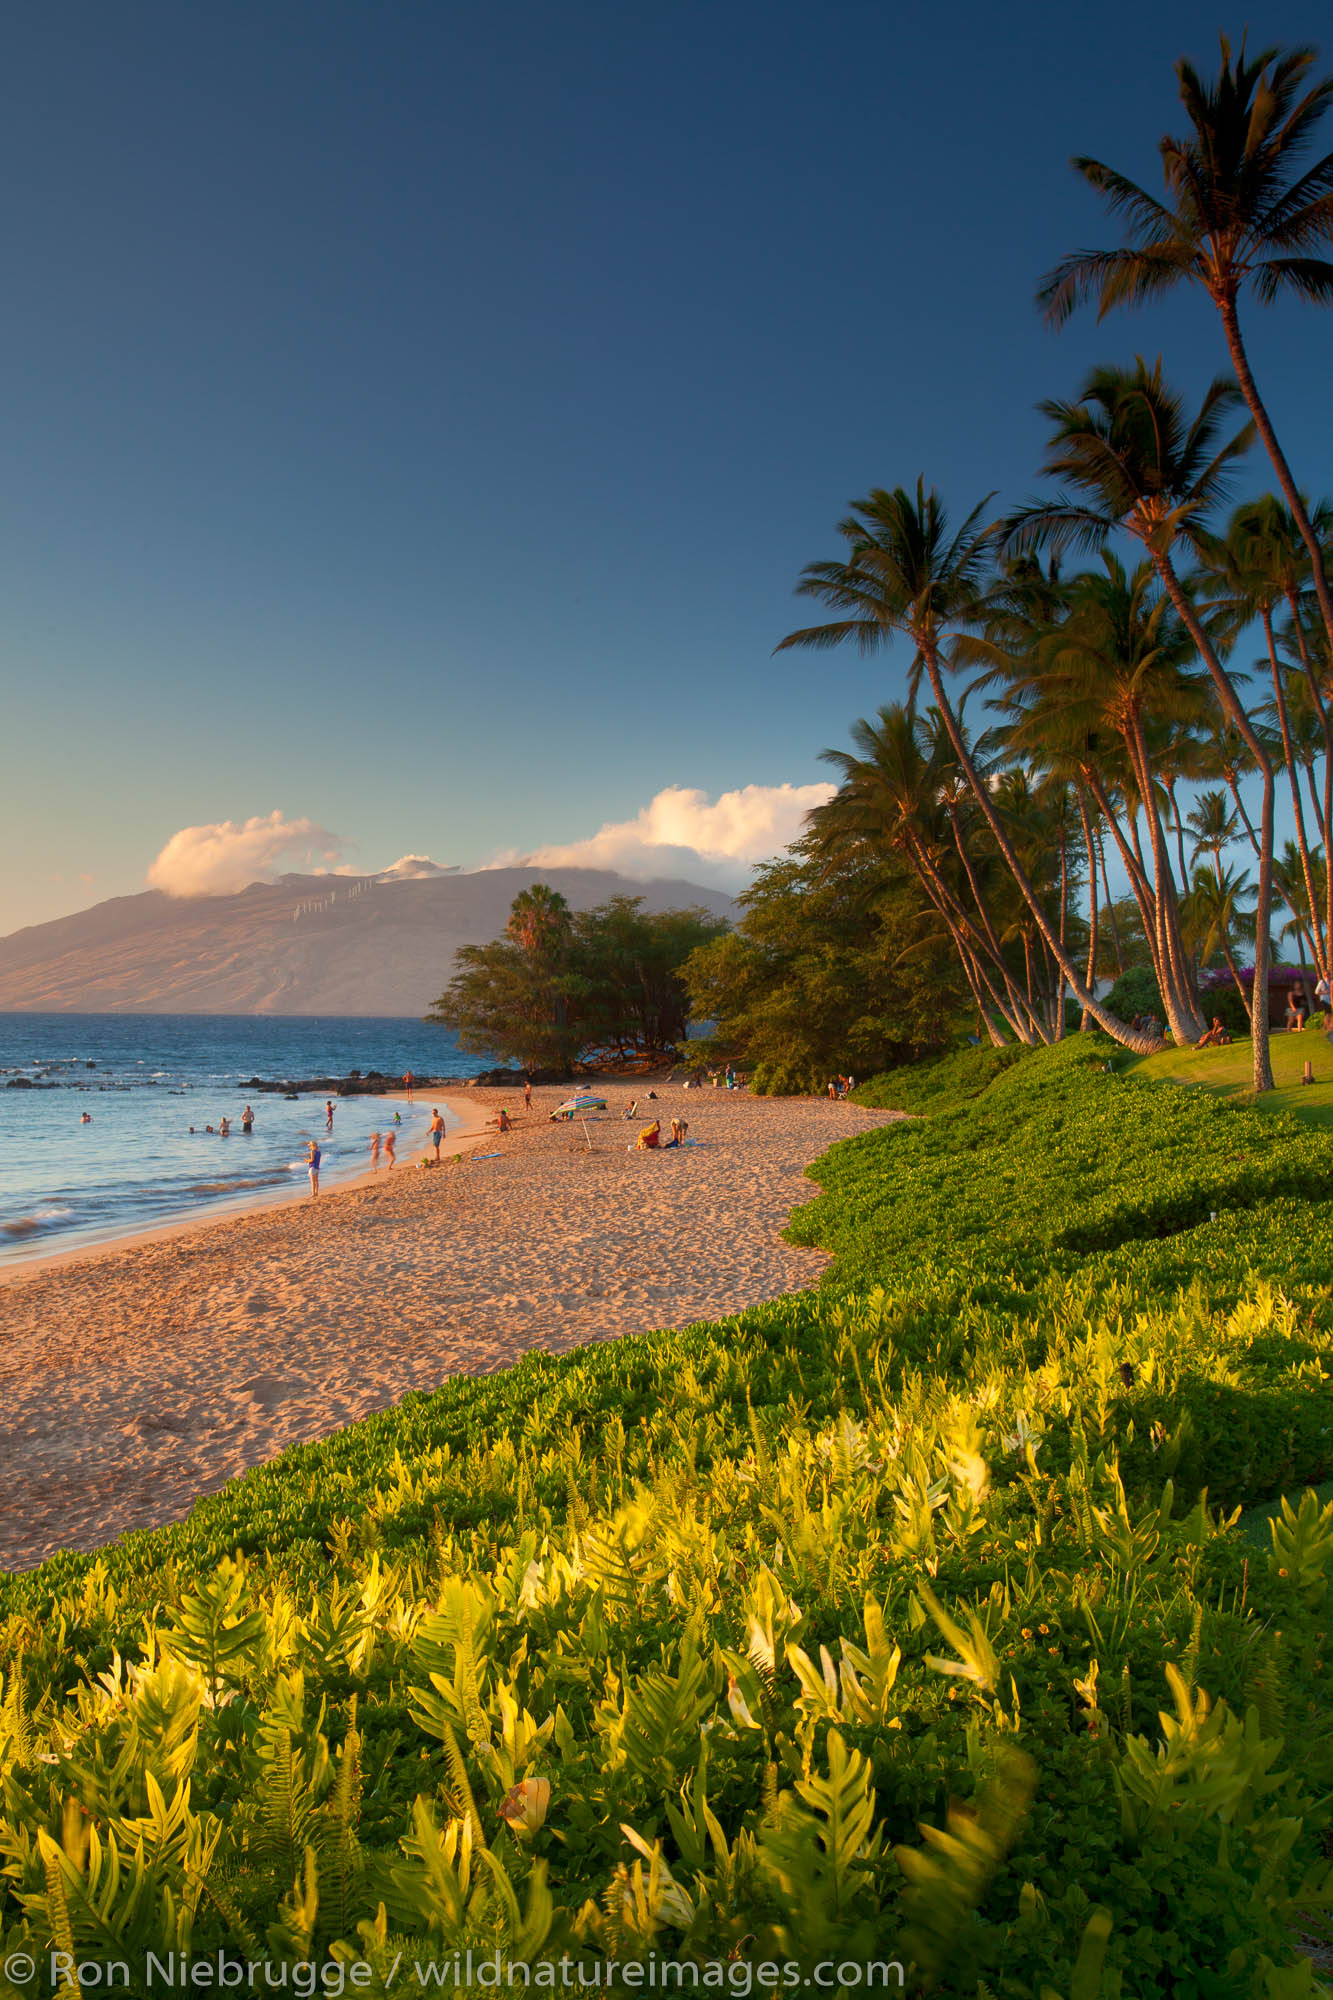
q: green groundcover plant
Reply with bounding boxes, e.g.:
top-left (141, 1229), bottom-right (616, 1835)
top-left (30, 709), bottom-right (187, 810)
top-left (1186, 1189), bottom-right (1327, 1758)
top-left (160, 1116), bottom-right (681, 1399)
top-left (5, 1040), bottom-right (1333, 1996)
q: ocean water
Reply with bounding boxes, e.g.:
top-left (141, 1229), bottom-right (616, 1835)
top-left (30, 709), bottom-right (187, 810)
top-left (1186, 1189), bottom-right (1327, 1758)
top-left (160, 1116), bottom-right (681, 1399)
top-left (0, 1014), bottom-right (487, 1265)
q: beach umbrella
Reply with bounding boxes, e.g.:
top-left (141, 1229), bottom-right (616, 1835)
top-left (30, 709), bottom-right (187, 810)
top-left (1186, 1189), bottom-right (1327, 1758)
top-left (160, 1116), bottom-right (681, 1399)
top-left (552, 1094), bottom-right (607, 1119)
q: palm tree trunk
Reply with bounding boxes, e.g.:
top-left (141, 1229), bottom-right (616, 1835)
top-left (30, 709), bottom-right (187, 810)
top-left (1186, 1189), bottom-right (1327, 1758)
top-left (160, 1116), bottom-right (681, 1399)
top-left (1085, 767), bottom-right (1180, 1029)
top-left (1262, 606), bottom-right (1327, 980)
top-left (1096, 822), bottom-right (1124, 974)
top-left (921, 647), bottom-right (1160, 1051)
top-left (1150, 553), bottom-right (1276, 1093)
top-left (1128, 708), bottom-right (1204, 1043)
top-left (1077, 789), bottom-right (1100, 1030)
top-left (905, 836), bottom-right (1044, 1044)
top-left (1222, 937), bottom-right (1253, 1026)
top-left (1284, 587), bottom-right (1333, 963)
top-left (1056, 828), bottom-right (1069, 1040)
top-left (1220, 297), bottom-right (1333, 671)
top-left (1223, 766), bottom-right (1262, 855)
top-left (1166, 778), bottom-right (1191, 900)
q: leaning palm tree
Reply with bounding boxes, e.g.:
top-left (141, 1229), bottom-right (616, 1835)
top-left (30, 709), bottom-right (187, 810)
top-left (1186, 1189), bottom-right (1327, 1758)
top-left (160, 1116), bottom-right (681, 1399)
top-left (1005, 358), bottom-right (1277, 1089)
top-left (775, 480), bottom-right (1155, 1049)
top-left (812, 703), bottom-right (1041, 1044)
top-left (1038, 34), bottom-right (1333, 661)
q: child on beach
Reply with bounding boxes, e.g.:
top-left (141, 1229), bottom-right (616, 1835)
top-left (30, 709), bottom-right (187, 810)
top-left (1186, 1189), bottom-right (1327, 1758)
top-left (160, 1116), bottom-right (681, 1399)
top-left (384, 1130), bottom-right (396, 1168)
top-left (306, 1138), bottom-right (321, 1197)
top-left (325, 1099), bottom-right (335, 1130)
top-left (369, 1132), bottom-right (382, 1169)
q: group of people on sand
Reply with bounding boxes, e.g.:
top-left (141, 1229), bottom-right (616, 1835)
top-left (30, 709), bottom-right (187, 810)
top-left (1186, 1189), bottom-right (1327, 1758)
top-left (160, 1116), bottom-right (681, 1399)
top-left (827, 1075), bottom-right (855, 1099)
top-left (631, 1117), bottom-right (688, 1151)
top-left (682, 1066), bottom-right (744, 1091)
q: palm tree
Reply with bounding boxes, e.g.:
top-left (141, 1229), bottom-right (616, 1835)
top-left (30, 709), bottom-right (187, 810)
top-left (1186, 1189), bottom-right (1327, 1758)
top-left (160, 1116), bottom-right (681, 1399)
top-left (1185, 861), bottom-right (1257, 1023)
top-left (506, 882), bottom-right (573, 1037)
top-left (1005, 359), bottom-right (1277, 1088)
top-left (507, 883), bottom-right (572, 957)
top-left (1038, 558), bottom-right (1207, 1036)
top-left (978, 554), bottom-right (1210, 1043)
top-left (812, 704), bottom-right (1043, 1044)
top-left (1038, 35), bottom-right (1333, 662)
top-left (1198, 495), bottom-right (1332, 978)
top-left (1185, 788), bottom-right (1240, 886)
top-left (776, 481), bottom-right (1156, 1049)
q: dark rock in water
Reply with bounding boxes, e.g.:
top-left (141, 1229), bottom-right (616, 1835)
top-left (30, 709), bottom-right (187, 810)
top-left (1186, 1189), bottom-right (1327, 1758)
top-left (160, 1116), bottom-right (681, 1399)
top-left (248, 1072), bottom-right (458, 1097)
top-left (7, 1077), bottom-right (59, 1089)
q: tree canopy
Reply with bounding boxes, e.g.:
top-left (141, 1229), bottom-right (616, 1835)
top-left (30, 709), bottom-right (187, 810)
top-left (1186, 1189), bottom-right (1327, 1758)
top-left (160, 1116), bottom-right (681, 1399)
top-left (426, 886), bottom-right (728, 1072)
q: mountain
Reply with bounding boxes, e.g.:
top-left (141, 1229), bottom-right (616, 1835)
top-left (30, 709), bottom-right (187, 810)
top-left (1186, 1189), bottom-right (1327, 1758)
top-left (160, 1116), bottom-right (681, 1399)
top-left (0, 870), bottom-right (737, 1016)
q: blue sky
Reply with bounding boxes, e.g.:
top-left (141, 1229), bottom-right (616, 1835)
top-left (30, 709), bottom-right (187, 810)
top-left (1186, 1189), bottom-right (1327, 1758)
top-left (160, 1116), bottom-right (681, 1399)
top-left (3, 0), bottom-right (1331, 931)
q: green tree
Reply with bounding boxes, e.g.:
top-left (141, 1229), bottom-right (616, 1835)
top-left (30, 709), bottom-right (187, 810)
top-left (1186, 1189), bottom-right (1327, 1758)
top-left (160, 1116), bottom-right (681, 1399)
top-left (1005, 358), bottom-right (1277, 1087)
top-left (1039, 34), bottom-right (1333, 665)
top-left (682, 842), bottom-right (959, 1093)
top-left (775, 481), bottom-right (1148, 1049)
top-left (427, 886), bottom-right (725, 1071)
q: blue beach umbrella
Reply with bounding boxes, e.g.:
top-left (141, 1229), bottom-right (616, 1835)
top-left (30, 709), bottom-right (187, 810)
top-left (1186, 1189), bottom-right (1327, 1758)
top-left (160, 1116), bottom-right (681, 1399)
top-left (548, 1096), bottom-right (604, 1128)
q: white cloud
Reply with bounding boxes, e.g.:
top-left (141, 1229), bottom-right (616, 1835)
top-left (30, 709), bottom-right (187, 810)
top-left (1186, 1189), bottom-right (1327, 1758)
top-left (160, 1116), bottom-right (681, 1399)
top-left (148, 812), bottom-right (344, 897)
top-left (375, 854), bottom-right (457, 880)
top-left (489, 782), bottom-right (835, 889)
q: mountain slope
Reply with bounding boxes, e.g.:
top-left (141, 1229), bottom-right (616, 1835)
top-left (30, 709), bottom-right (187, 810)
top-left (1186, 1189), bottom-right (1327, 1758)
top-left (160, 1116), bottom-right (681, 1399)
top-left (0, 870), bottom-right (736, 1016)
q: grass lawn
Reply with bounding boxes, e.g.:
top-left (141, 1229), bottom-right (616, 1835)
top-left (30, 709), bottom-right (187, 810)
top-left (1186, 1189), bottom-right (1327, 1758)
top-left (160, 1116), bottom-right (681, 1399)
top-left (1131, 1018), bottom-right (1333, 1127)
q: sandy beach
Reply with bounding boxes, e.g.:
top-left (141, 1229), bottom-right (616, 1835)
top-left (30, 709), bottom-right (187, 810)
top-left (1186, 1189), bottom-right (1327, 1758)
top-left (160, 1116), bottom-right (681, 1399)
top-left (0, 1083), bottom-right (902, 1572)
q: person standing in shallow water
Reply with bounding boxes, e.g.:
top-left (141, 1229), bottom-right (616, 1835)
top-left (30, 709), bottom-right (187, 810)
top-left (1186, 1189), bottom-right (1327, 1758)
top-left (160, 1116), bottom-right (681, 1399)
top-left (325, 1099), bottom-right (335, 1130)
top-left (306, 1138), bottom-right (321, 1197)
top-left (241, 1104), bottom-right (254, 1133)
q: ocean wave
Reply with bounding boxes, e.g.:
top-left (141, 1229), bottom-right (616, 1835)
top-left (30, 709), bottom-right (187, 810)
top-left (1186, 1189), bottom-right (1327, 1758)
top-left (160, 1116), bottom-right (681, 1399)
top-left (1, 1205), bottom-right (75, 1237)
top-left (183, 1174), bottom-right (289, 1196)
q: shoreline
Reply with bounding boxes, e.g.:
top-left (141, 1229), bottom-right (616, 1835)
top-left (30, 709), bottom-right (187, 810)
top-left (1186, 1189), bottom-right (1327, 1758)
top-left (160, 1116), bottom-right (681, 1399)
top-left (0, 1082), bottom-right (904, 1572)
top-left (0, 1093), bottom-right (487, 1284)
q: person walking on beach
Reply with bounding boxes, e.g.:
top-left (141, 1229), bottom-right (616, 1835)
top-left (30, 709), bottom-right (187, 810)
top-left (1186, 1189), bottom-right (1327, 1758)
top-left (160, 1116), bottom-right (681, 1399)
top-left (241, 1104), bottom-right (254, 1133)
top-left (325, 1099), bottom-right (335, 1130)
top-left (524, 1077), bottom-right (532, 1112)
top-left (429, 1108), bottom-right (446, 1161)
top-left (306, 1138), bottom-right (321, 1197)
top-left (384, 1129), bottom-right (396, 1168)
top-left (404, 1070), bottom-right (414, 1106)
top-left (369, 1131), bottom-right (382, 1170)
